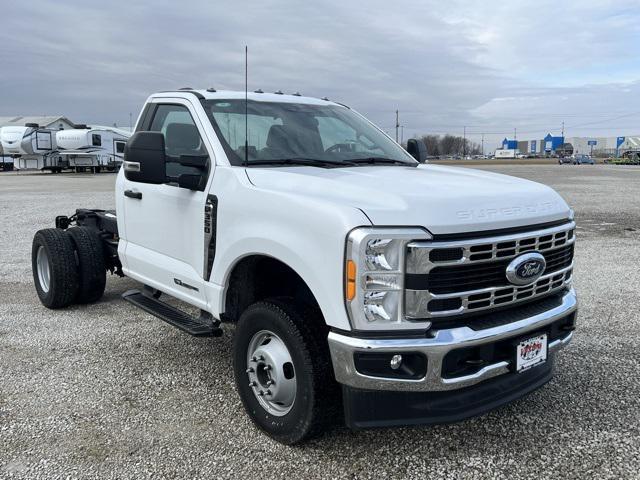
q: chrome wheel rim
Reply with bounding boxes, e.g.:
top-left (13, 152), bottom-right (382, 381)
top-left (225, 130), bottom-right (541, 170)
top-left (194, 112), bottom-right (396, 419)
top-left (36, 246), bottom-right (51, 293)
top-left (246, 330), bottom-right (296, 416)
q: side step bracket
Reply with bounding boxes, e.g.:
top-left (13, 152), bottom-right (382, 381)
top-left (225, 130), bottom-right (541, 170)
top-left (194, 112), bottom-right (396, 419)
top-left (122, 289), bottom-right (222, 337)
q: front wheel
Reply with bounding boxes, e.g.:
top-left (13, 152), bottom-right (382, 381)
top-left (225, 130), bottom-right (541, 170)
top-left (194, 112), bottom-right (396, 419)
top-left (233, 300), bottom-right (340, 444)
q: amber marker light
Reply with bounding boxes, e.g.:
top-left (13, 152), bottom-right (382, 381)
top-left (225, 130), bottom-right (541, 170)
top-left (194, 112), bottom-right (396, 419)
top-left (346, 260), bottom-right (356, 301)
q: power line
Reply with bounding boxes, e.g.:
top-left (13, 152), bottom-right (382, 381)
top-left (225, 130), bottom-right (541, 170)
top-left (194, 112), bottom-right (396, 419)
top-left (378, 110), bottom-right (640, 134)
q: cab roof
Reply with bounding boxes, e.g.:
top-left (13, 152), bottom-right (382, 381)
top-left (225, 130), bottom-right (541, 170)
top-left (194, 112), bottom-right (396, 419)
top-left (153, 89), bottom-right (342, 107)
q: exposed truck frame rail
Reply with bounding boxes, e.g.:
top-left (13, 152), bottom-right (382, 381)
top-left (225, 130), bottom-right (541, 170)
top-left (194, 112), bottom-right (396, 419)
top-left (56, 209), bottom-right (122, 276)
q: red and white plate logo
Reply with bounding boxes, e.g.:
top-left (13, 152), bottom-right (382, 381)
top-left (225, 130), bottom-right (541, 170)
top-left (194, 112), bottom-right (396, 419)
top-left (520, 338), bottom-right (544, 361)
top-left (516, 334), bottom-right (548, 372)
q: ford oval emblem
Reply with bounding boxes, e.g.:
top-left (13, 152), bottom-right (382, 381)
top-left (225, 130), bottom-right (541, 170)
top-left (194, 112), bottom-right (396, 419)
top-left (506, 252), bottom-right (546, 286)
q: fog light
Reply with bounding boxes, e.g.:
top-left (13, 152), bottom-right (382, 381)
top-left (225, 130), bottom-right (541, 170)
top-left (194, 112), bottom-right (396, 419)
top-left (353, 352), bottom-right (427, 379)
top-left (390, 354), bottom-right (402, 370)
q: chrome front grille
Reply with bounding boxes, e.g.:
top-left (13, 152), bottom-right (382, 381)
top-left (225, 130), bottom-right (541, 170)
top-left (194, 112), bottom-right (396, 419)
top-left (405, 222), bottom-right (575, 319)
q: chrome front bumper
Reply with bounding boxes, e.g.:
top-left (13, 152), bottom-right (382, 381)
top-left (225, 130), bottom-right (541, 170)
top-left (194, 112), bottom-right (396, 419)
top-left (328, 288), bottom-right (577, 392)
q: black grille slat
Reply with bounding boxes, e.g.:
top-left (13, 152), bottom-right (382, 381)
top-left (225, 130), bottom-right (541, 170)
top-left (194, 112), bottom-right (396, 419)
top-left (428, 298), bottom-right (462, 312)
top-left (429, 248), bottom-right (464, 262)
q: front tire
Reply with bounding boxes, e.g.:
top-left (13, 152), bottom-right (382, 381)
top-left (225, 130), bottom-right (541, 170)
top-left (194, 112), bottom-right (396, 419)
top-left (32, 229), bottom-right (79, 308)
top-left (233, 300), bottom-right (339, 444)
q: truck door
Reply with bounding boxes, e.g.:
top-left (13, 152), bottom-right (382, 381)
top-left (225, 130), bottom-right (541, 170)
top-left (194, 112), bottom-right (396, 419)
top-left (121, 100), bottom-right (212, 308)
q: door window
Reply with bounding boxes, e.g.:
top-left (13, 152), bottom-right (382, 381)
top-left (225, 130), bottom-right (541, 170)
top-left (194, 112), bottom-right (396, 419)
top-left (148, 104), bottom-right (209, 180)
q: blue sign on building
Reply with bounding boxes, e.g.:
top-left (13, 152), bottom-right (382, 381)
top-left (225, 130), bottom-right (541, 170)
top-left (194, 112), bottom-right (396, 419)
top-left (530, 140), bottom-right (537, 153)
top-left (587, 140), bottom-right (597, 146)
top-left (616, 136), bottom-right (625, 157)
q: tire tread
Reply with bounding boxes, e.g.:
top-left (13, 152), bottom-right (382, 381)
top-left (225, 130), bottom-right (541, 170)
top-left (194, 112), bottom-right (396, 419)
top-left (32, 228), bottom-right (79, 308)
top-left (67, 227), bottom-right (106, 303)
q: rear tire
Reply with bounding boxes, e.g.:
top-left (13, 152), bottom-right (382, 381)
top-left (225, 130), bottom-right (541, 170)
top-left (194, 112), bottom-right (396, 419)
top-left (67, 227), bottom-right (106, 303)
top-left (32, 229), bottom-right (79, 309)
top-left (233, 299), bottom-right (340, 444)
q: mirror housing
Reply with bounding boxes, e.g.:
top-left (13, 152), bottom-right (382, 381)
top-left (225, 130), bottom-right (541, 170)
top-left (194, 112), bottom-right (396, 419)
top-left (406, 138), bottom-right (428, 163)
top-left (123, 132), bottom-right (166, 184)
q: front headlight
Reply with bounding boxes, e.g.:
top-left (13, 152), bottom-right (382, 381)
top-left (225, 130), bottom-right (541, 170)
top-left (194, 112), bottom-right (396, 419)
top-left (345, 227), bottom-right (432, 330)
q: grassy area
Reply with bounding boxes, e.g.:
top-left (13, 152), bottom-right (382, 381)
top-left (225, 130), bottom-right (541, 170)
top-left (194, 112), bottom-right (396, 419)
top-left (604, 157), bottom-right (640, 166)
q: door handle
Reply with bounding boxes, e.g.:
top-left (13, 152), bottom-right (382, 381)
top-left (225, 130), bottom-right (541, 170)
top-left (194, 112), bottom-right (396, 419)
top-left (124, 189), bottom-right (142, 199)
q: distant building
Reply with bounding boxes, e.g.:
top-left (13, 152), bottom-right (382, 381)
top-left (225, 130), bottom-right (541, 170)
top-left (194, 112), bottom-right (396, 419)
top-left (541, 134), bottom-right (565, 154)
top-left (501, 138), bottom-right (518, 150)
top-left (496, 133), bottom-right (640, 157)
top-left (616, 136), bottom-right (640, 157)
top-left (0, 115), bottom-right (75, 130)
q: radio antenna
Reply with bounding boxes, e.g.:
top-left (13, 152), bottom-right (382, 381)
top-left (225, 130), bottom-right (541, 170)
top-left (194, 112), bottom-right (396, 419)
top-left (244, 45), bottom-right (249, 167)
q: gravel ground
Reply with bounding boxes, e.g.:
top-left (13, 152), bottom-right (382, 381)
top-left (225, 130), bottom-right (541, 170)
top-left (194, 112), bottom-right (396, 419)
top-left (1, 165), bottom-right (639, 479)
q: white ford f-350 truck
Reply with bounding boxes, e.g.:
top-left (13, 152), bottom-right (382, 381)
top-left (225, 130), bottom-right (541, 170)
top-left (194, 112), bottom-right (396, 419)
top-left (32, 89), bottom-right (577, 444)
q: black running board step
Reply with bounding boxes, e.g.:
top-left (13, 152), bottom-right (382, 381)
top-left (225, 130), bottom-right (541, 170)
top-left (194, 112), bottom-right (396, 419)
top-left (122, 289), bottom-right (222, 337)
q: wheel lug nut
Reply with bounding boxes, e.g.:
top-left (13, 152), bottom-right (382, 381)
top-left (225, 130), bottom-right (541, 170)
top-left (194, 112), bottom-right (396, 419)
top-left (246, 367), bottom-right (254, 373)
top-left (249, 381), bottom-right (257, 387)
top-left (257, 390), bottom-right (265, 396)
top-left (263, 365), bottom-right (272, 371)
top-left (251, 356), bottom-right (257, 362)
top-left (266, 380), bottom-right (274, 386)
top-left (265, 390), bottom-right (272, 396)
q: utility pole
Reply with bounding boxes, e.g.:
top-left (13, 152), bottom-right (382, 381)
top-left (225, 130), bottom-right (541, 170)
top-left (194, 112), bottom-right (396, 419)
top-left (463, 126), bottom-right (466, 158)
top-left (561, 121), bottom-right (565, 138)
top-left (395, 110), bottom-right (399, 143)
top-left (481, 133), bottom-right (484, 156)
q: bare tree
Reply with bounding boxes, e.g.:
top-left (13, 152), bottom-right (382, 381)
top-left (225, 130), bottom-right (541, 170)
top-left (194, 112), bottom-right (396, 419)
top-left (412, 134), bottom-right (482, 157)
top-left (420, 135), bottom-right (440, 156)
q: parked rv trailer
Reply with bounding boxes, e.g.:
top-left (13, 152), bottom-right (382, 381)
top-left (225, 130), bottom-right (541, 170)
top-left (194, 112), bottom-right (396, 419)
top-left (0, 124), bottom-right (60, 171)
top-left (56, 126), bottom-right (129, 172)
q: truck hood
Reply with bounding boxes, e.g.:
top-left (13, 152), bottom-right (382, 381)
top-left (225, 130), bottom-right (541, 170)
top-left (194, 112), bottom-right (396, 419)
top-left (245, 164), bottom-right (571, 235)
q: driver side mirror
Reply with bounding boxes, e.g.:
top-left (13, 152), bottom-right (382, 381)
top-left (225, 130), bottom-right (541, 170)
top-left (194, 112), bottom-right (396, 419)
top-left (123, 131), bottom-right (167, 184)
top-left (406, 138), bottom-right (428, 163)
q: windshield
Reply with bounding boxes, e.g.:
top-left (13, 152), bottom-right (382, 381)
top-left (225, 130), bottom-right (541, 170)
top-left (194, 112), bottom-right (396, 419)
top-left (202, 99), bottom-right (416, 167)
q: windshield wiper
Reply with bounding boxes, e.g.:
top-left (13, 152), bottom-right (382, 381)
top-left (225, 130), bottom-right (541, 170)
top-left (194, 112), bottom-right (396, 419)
top-left (247, 158), bottom-right (355, 168)
top-left (348, 157), bottom-right (417, 166)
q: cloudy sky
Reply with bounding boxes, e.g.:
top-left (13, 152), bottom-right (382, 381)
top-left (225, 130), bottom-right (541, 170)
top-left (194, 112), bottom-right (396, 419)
top-left (1, 0), bottom-right (639, 149)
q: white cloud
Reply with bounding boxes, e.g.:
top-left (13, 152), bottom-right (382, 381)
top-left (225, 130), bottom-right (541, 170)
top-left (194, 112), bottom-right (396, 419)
top-left (0, 0), bottom-right (638, 149)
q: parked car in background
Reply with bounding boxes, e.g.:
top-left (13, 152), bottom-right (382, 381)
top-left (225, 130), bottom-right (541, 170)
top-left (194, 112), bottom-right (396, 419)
top-left (572, 154), bottom-right (595, 165)
top-left (558, 156), bottom-right (573, 165)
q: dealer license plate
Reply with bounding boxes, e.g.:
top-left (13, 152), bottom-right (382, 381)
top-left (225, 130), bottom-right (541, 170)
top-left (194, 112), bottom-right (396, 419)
top-left (516, 334), bottom-right (547, 372)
